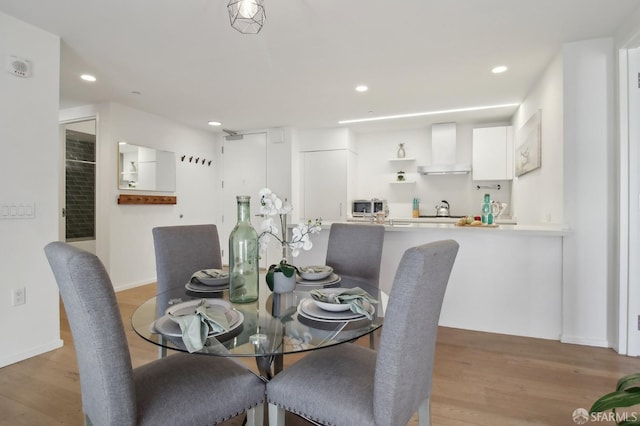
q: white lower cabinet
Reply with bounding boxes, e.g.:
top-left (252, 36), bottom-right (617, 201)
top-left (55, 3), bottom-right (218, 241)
top-left (472, 126), bottom-right (513, 180)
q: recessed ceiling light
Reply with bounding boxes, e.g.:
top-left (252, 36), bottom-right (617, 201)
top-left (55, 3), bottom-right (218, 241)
top-left (492, 66), bottom-right (508, 74)
top-left (208, 121), bottom-right (222, 126)
top-left (338, 103), bottom-right (520, 124)
top-left (80, 74), bottom-right (96, 82)
top-left (355, 85), bottom-right (368, 92)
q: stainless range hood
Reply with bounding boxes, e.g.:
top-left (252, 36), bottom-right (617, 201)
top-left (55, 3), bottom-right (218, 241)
top-left (418, 123), bottom-right (471, 175)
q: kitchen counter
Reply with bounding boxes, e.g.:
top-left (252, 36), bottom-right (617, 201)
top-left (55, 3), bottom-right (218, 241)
top-left (293, 219), bottom-right (567, 342)
top-left (345, 217), bottom-right (568, 236)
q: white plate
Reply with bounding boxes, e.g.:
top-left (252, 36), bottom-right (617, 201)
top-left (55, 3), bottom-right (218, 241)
top-left (185, 281), bottom-right (228, 293)
top-left (191, 269), bottom-right (229, 286)
top-left (153, 299), bottom-right (242, 337)
top-left (297, 298), bottom-right (374, 322)
top-left (298, 265), bottom-right (333, 281)
top-left (166, 298), bottom-right (231, 315)
top-left (311, 288), bottom-right (351, 311)
top-left (296, 272), bottom-right (341, 287)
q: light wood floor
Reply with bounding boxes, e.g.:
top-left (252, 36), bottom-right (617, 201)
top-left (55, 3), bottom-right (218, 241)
top-left (1, 283), bottom-right (638, 425)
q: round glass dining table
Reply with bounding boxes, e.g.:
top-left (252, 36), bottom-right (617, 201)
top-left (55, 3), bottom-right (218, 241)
top-left (131, 273), bottom-right (388, 380)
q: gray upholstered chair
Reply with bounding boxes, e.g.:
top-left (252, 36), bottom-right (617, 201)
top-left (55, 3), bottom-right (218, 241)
top-left (325, 222), bottom-right (385, 288)
top-left (44, 242), bottom-right (265, 426)
top-left (266, 239), bottom-right (459, 426)
top-left (153, 224), bottom-right (223, 357)
top-left (325, 222), bottom-right (385, 348)
top-left (152, 224), bottom-right (223, 297)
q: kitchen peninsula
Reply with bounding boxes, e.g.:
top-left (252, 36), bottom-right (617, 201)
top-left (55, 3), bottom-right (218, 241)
top-left (292, 221), bottom-right (569, 342)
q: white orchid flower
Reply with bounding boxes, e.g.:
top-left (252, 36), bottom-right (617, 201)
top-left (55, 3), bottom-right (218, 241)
top-left (256, 188), bottom-right (322, 258)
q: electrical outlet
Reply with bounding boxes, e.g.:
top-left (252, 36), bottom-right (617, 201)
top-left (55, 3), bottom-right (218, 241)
top-left (12, 287), bottom-right (25, 306)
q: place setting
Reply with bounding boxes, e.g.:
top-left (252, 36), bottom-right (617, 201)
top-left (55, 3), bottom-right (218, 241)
top-left (184, 269), bottom-right (229, 294)
top-left (295, 265), bottom-right (341, 287)
top-left (296, 287), bottom-right (378, 325)
top-left (151, 298), bottom-right (244, 352)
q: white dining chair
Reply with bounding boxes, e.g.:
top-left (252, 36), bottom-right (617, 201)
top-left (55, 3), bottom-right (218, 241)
top-left (266, 239), bottom-right (459, 426)
top-left (45, 241), bottom-right (265, 426)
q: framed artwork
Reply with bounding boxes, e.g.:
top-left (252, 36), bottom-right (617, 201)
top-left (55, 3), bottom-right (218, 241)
top-left (515, 109), bottom-right (541, 177)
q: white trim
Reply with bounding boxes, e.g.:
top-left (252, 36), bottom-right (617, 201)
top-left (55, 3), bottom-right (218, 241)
top-left (0, 339), bottom-right (64, 368)
top-left (560, 335), bottom-right (610, 348)
top-left (114, 279), bottom-right (155, 292)
top-left (617, 47), bottom-right (630, 355)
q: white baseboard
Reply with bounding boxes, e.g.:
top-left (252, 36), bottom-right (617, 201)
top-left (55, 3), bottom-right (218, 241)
top-left (0, 339), bottom-right (64, 368)
top-left (560, 335), bottom-right (610, 348)
top-left (114, 279), bottom-right (155, 292)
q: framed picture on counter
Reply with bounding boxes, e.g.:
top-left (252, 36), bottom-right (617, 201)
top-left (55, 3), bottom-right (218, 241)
top-left (515, 109), bottom-right (541, 177)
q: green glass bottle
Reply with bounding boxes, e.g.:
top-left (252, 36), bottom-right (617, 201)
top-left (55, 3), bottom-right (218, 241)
top-left (481, 193), bottom-right (493, 225)
top-left (229, 195), bottom-right (259, 303)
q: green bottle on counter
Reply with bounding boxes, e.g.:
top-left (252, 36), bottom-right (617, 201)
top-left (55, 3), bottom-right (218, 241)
top-left (482, 193), bottom-right (493, 225)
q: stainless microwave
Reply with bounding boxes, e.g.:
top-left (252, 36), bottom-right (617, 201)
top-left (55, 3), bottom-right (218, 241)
top-left (352, 199), bottom-right (388, 217)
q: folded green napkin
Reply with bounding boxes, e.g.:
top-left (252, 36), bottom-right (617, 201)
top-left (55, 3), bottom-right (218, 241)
top-left (310, 287), bottom-right (378, 320)
top-left (169, 299), bottom-right (230, 352)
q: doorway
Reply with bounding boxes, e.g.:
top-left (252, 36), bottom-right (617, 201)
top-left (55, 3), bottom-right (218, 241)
top-left (221, 132), bottom-right (268, 267)
top-left (61, 119), bottom-right (97, 254)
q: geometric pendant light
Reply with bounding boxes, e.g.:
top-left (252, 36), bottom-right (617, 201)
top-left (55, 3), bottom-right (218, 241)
top-left (227, 0), bottom-right (266, 34)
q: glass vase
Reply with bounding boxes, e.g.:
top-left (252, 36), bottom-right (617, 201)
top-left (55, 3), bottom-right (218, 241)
top-left (397, 143), bottom-right (406, 158)
top-left (229, 195), bottom-right (259, 303)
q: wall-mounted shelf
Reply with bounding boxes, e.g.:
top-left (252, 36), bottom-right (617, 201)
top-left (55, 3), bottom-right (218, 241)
top-left (388, 157), bottom-right (416, 162)
top-left (390, 180), bottom-right (416, 184)
top-left (117, 194), bottom-right (177, 205)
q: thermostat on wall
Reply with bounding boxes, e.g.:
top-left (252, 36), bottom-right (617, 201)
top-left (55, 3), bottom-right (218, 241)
top-left (6, 55), bottom-right (32, 78)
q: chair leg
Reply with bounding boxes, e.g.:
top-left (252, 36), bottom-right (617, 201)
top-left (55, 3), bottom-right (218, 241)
top-left (268, 403), bottom-right (285, 426)
top-left (418, 396), bottom-right (431, 426)
top-left (369, 332), bottom-right (375, 349)
top-left (246, 403), bottom-right (264, 426)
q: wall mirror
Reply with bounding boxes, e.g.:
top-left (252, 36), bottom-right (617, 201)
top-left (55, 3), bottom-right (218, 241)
top-left (118, 142), bottom-right (176, 192)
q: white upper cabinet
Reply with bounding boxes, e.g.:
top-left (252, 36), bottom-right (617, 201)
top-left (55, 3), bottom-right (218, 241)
top-left (472, 126), bottom-right (513, 181)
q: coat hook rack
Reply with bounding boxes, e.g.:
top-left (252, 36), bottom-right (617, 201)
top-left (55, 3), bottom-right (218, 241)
top-left (476, 184), bottom-right (501, 190)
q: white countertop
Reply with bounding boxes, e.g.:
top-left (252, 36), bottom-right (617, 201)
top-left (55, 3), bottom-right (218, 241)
top-left (344, 217), bottom-right (569, 236)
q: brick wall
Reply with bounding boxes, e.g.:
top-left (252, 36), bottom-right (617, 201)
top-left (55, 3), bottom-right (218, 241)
top-left (65, 132), bottom-right (95, 240)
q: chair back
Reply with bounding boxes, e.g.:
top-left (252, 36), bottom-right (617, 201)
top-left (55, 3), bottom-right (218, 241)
top-left (374, 239), bottom-right (459, 426)
top-left (44, 242), bottom-right (136, 426)
top-left (325, 223), bottom-right (385, 287)
top-left (152, 224), bottom-right (222, 298)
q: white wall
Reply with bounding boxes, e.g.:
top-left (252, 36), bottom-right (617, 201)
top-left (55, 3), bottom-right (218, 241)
top-left (61, 103), bottom-right (219, 291)
top-left (353, 125), bottom-right (512, 218)
top-left (511, 54), bottom-right (564, 225)
top-left (0, 12), bottom-right (62, 367)
top-left (561, 38), bottom-right (616, 347)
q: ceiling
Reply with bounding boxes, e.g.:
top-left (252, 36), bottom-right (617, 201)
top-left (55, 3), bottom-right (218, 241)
top-left (1, 0), bottom-right (639, 134)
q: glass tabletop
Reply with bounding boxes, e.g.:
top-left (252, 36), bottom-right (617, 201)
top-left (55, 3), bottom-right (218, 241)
top-left (131, 274), bottom-right (387, 360)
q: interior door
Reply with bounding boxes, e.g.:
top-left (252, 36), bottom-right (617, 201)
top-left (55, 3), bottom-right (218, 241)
top-left (221, 132), bottom-right (267, 267)
top-left (303, 150), bottom-right (347, 221)
top-left (60, 118), bottom-right (97, 254)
